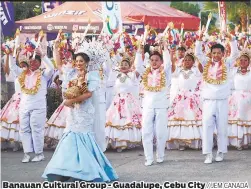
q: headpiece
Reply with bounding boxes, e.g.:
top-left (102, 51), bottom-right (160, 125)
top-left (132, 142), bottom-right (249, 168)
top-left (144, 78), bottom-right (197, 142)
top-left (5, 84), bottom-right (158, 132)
top-left (239, 48), bottom-right (251, 59)
top-left (75, 37), bottom-right (112, 71)
top-left (184, 49), bottom-right (196, 60)
top-left (121, 54), bottom-right (132, 67)
top-left (19, 57), bottom-right (29, 64)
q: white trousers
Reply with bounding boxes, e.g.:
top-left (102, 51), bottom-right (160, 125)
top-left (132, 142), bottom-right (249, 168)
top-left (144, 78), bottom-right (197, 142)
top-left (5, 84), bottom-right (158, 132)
top-left (202, 99), bottom-right (228, 154)
top-left (142, 108), bottom-right (168, 161)
top-left (19, 108), bottom-right (46, 154)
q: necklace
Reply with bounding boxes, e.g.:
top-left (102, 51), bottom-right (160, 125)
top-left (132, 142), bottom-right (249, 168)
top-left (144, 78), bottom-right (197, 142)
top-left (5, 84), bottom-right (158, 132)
top-left (18, 70), bottom-right (42, 95)
top-left (203, 60), bottom-right (227, 85)
top-left (118, 73), bottom-right (129, 83)
top-left (237, 68), bottom-right (250, 75)
top-left (181, 69), bottom-right (193, 79)
top-left (142, 67), bottom-right (166, 92)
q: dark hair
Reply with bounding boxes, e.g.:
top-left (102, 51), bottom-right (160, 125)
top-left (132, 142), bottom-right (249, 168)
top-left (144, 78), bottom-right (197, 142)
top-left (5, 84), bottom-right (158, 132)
top-left (177, 47), bottom-right (186, 52)
top-left (150, 51), bottom-right (163, 61)
top-left (211, 44), bottom-right (225, 53)
top-left (144, 44), bottom-right (150, 54)
top-left (74, 52), bottom-right (90, 63)
top-left (53, 75), bottom-right (59, 83)
top-left (29, 54), bottom-right (41, 63)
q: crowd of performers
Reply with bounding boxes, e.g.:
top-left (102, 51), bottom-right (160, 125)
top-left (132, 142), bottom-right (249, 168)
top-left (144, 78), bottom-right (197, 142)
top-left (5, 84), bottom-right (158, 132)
top-left (1, 24), bottom-right (251, 181)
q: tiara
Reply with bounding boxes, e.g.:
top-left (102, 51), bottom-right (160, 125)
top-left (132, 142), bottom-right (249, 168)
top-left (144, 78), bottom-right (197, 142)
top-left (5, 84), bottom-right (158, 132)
top-left (239, 49), bottom-right (251, 59)
top-left (121, 54), bottom-right (132, 66)
top-left (184, 49), bottom-right (195, 59)
top-left (149, 45), bottom-right (162, 54)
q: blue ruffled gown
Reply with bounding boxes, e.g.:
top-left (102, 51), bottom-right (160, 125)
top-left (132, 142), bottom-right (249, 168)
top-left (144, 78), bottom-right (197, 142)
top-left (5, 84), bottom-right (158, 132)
top-left (42, 70), bottom-right (118, 182)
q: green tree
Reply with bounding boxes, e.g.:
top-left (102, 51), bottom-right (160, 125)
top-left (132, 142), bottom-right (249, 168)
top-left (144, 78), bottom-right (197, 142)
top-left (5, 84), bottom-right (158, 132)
top-left (204, 2), bottom-right (251, 32)
top-left (170, 2), bottom-right (200, 17)
top-left (200, 12), bottom-right (218, 34)
top-left (170, 2), bottom-right (217, 33)
top-left (14, 1), bottom-right (42, 21)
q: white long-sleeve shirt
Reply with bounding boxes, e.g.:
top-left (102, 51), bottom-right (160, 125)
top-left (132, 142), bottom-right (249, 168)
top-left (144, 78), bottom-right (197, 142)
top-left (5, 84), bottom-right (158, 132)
top-left (9, 56), bottom-right (54, 109)
top-left (195, 40), bottom-right (239, 100)
top-left (140, 50), bottom-right (172, 108)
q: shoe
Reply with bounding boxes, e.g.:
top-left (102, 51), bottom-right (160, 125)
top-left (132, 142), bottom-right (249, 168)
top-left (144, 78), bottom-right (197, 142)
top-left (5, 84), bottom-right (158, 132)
top-left (31, 153), bottom-right (45, 162)
top-left (116, 148), bottom-right (123, 153)
top-left (204, 153), bottom-right (213, 164)
top-left (22, 154), bottom-right (30, 163)
top-left (215, 152), bottom-right (224, 162)
top-left (144, 160), bottom-right (154, 166)
top-left (236, 146), bottom-right (242, 151)
top-left (179, 146), bottom-right (185, 151)
top-left (156, 158), bottom-right (164, 163)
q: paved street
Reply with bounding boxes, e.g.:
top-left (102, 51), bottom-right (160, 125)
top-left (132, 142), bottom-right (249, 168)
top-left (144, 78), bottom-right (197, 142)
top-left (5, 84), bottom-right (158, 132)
top-left (1, 147), bottom-right (251, 184)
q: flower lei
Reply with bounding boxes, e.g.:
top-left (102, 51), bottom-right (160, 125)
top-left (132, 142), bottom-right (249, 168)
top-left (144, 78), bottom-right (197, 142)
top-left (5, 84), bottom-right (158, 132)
top-left (203, 60), bottom-right (227, 85)
top-left (18, 70), bottom-right (42, 95)
top-left (142, 67), bottom-right (166, 92)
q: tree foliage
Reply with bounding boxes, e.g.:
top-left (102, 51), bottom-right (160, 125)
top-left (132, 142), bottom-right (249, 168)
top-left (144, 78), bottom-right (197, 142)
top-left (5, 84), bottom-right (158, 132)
top-left (170, 2), bottom-right (217, 33)
top-left (170, 2), bottom-right (200, 17)
top-left (13, 1), bottom-right (42, 21)
top-left (203, 2), bottom-right (251, 32)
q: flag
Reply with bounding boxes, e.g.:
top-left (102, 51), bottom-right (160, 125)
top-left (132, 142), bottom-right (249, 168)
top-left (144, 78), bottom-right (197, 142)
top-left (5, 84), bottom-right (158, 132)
top-left (218, 1), bottom-right (227, 32)
top-left (42, 1), bottom-right (62, 13)
top-left (101, 2), bottom-right (123, 35)
top-left (0, 1), bottom-right (15, 36)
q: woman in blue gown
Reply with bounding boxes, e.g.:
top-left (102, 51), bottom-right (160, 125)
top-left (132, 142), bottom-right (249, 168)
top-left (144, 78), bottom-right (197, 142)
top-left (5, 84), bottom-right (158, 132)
top-left (42, 52), bottom-right (118, 182)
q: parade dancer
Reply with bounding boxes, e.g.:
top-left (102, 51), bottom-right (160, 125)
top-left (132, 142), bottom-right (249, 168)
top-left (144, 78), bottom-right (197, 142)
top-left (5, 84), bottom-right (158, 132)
top-left (167, 51), bottom-right (203, 150)
top-left (1, 50), bottom-right (29, 151)
top-left (228, 49), bottom-right (251, 149)
top-left (169, 46), bottom-right (186, 104)
top-left (10, 47), bottom-right (54, 162)
top-left (141, 41), bottom-right (171, 166)
top-left (195, 30), bottom-right (239, 164)
top-left (42, 51), bottom-right (118, 182)
top-left (105, 54), bottom-right (143, 152)
top-left (44, 43), bottom-right (74, 147)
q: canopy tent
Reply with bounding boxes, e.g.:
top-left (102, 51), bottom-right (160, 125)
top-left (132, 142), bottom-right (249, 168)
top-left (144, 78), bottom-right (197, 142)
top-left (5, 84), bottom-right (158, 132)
top-left (122, 2), bottom-right (200, 31)
top-left (15, 2), bottom-right (144, 34)
top-left (15, 2), bottom-right (200, 35)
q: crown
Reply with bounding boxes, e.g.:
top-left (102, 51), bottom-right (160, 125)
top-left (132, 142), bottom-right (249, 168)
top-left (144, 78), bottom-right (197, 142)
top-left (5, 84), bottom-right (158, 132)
top-left (239, 48), bottom-right (251, 59)
top-left (121, 54), bottom-right (132, 66)
top-left (75, 39), bottom-right (112, 71)
top-left (184, 49), bottom-right (195, 59)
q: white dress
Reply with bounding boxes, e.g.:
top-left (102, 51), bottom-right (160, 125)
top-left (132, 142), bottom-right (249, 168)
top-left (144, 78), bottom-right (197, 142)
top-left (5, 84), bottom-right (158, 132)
top-left (1, 78), bottom-right (22, 143)
top-left (228, 68), bottom-right (251, 148)
top-left (105, 71), bottom-right (142, 150)
top-left (167, 67), bottom-right (203, 149)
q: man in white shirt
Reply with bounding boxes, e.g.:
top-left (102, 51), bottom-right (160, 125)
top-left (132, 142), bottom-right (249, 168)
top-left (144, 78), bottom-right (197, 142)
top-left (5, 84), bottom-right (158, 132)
top-left (195, 30), bottom-right (239, 164)
top-left (141, 42), bottom-right (171, 166)
top-left (10, 47), bottom-right (54, 163)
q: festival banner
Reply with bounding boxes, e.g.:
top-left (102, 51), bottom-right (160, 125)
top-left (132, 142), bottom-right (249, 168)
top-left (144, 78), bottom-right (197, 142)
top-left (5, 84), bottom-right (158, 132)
top-left (101, 2), bottom-right (123, 35)
top-left (42, 1), bottom-right (62, 13)
top-left (0, 1), bottom-right (15, 36)
top-left (218, 1), bottom-right (227, 32)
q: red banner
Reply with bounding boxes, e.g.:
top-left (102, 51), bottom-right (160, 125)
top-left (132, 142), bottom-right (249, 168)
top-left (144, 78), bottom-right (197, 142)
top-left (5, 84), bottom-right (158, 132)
top-left (218, 1), bottom-right (227, 32)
